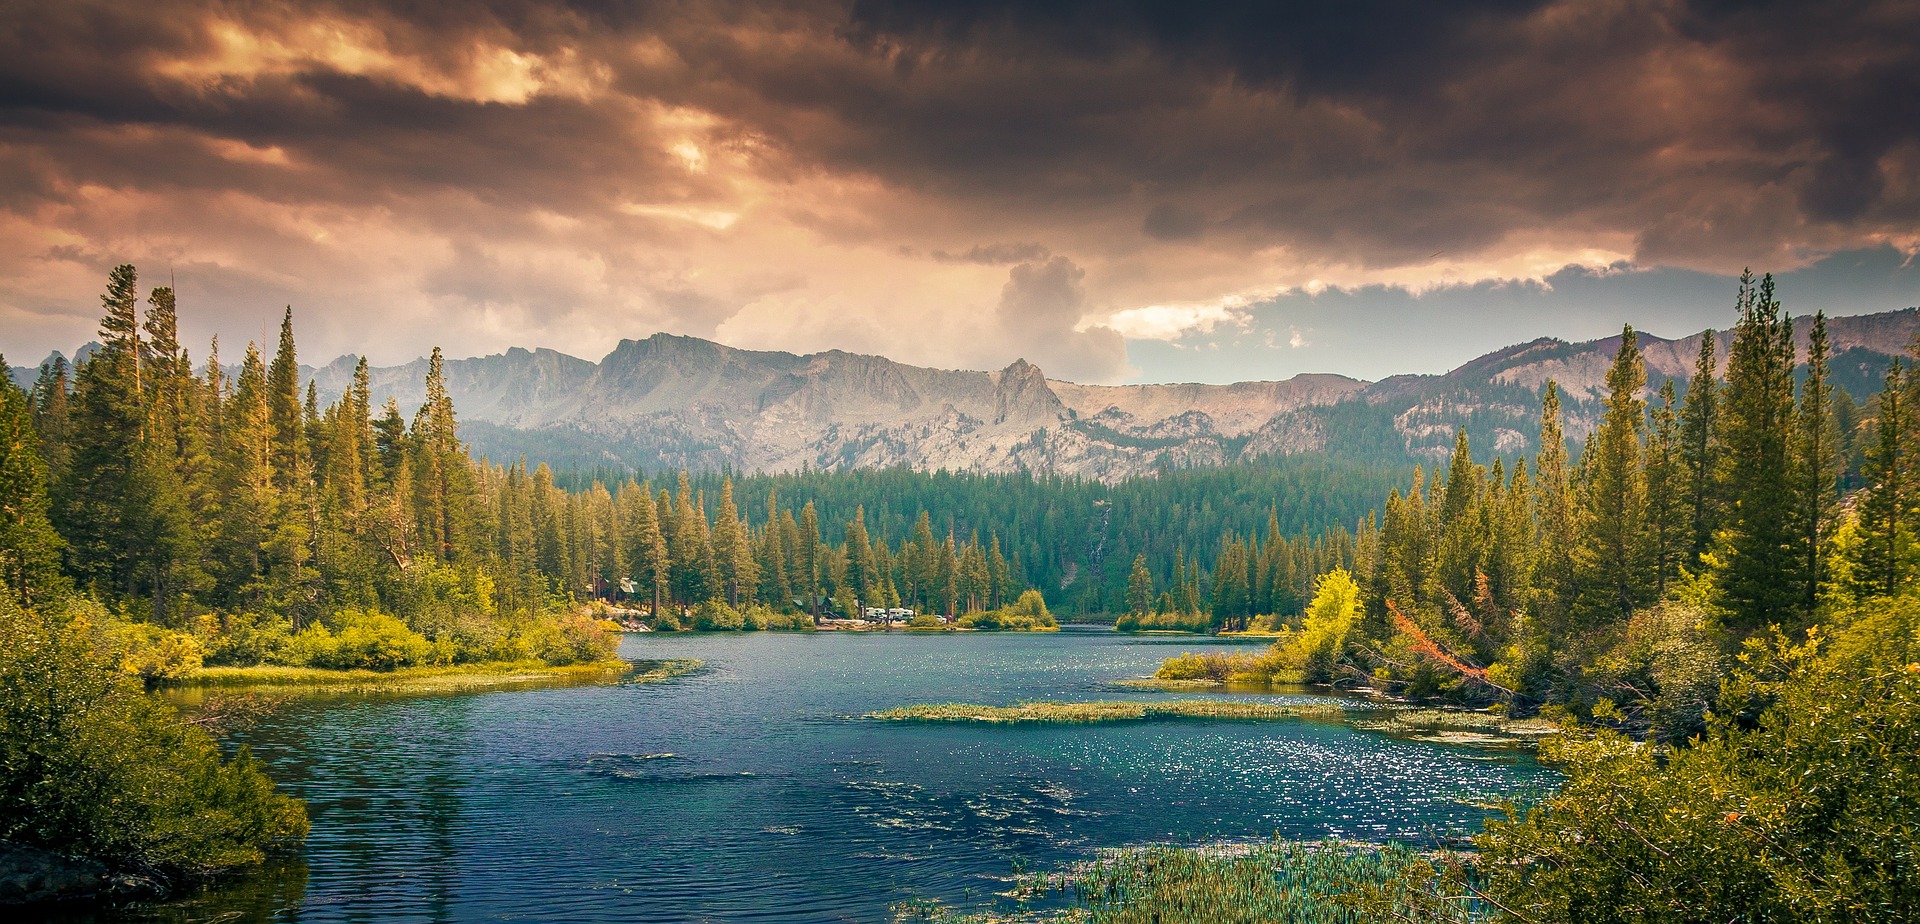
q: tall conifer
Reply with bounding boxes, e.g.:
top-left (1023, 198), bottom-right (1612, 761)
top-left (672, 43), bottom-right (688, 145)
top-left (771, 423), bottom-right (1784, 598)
top-left (1677, 330), bottom-right (1721, 564)
top-left (1532, 382), bottom-right (1576, 626)
top-left (1572, 325), bottom-right (1652, 624)
top-left (1645, 380), bottom-right (1684, 595)
top-left (1794, 312), bottom-right (1838, 613)
top-left (1719, 273), bottom-right (1802, 627)
top-left (0, 363), bottom-right (68, 607)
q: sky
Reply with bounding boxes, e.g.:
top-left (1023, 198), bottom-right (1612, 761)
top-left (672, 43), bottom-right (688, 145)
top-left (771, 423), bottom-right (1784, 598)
top-left (2, 0), bottom-right (1918, 384)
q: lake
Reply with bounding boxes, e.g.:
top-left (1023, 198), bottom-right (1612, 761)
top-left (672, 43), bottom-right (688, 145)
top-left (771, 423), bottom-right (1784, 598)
top-left (88, 629), bottom-right (1552, 923)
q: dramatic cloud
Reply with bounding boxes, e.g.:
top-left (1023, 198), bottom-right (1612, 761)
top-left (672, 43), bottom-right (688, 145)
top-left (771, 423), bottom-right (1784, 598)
top-left (1, 0), bottom-right (1915, 381)
top-left (994, 255), bottom-right (1128, 381)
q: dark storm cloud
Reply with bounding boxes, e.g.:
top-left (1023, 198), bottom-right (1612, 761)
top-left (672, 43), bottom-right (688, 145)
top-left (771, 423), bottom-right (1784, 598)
top-left (0, 0), bottom-right (1915, 381)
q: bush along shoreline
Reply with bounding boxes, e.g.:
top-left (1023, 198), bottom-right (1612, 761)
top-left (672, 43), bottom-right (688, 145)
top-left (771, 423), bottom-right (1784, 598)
top-left (0, 601), bottom-right (308, 906)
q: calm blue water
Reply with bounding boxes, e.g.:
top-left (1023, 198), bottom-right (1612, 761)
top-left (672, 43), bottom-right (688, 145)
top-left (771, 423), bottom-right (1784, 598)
top-left (100, 629), bottom-right (1550, 923)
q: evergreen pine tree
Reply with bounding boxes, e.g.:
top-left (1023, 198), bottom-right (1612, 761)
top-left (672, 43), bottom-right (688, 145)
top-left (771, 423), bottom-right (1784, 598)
top-left (710, 477), bottom-right (756, 606)
top-left (1794, 311), bottom-right (1838, 614)
top-left (1532, 382), bottom-right (1576, 627)
top-left (30, 355), bottom-right (72, 481)
top-left (1645, 379), bottom-right (1684, 596)
top-left (0, 362), bottom-right (69, 607)
top-left (844, 507), bottom-right (877, 606)
top-left (1677, 331), bottom-right (1720, 564)
top-left (57, 265), bottom-right (149, 596)
top-left (266, 308), bottom-right (305, 486)
top-left (1126, 553), bottom-right (1154, 616)
top-left (1853, 362), bottom-right (1907, 598)
top-left (797, 502), bottom-right (822, 616)
top-left (1573, 325), bottom-right (1653, 625)
top-left (1718, 274), bottom-right (1802, 628)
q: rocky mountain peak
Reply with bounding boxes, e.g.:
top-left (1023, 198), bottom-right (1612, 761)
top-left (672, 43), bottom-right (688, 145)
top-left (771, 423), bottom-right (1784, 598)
top-left (992, 358), bottom-right (1065, 424)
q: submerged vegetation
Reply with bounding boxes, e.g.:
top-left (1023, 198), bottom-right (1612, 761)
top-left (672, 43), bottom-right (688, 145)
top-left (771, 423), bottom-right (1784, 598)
top-left (868, 700), bottom-right (1340, 724)
top-left (895, 839), bottom-right (1486, 923)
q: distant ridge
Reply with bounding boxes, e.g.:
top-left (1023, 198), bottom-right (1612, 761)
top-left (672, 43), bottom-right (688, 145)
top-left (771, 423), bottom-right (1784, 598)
top-left (13, 309), bottom-right (1918, 479)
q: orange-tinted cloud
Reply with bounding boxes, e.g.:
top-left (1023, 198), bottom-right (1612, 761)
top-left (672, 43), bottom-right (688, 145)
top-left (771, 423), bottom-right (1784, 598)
top-left (1, 0), bottom-right (1915, 380)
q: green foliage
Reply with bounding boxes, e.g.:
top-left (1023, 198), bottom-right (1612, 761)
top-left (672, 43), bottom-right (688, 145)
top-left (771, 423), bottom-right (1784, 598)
top-left (1279, 569), bottom-right (1361, 683)
top-left (0, 600), bottom-right (307, 877)
top-left (283, 610), bottom-right (435, 671)
top-left (1327, 272), bottom-right (1892, 716)
top-left (192, 611), bottom-right (295, 667)
top-left (690, 598), bottom-right (746, 631)
top-left (1114, 609), bottom-right (1211, 632)
top-left (1571, 325), bottom-right (1653, 626)
top-left (528, 612), bottom-right (620, 665)
top-left (1578, 601), bottom-right (1725, 744)
top-left (870, 700), bottom-right (1341, 725)
top-left (103, 619), bottom-right (205, 686)
top-left (1153, 651), bottom-right (1256, 681)
top-left (0, 363), bottom-right (68, 608)
top-left (957, 589), bottom-right (1058, 631)
top-left (1717, 272), bottom-right (1806, 628)
top-left (1481, 595), bottom-right (1920, 922)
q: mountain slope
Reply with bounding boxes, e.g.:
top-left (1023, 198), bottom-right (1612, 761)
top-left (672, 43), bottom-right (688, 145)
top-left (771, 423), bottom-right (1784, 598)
top-left (308, 334), bottom-right (1370, 479)
top-left (14, 309), bottom-right (1916, 478)
top-left (310, 307), bottom-right (1916, 478)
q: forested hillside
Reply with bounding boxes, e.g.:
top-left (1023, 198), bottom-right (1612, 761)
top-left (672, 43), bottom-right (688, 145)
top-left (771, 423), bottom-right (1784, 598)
top-left (1152, 272), bottom-right (1916, 731)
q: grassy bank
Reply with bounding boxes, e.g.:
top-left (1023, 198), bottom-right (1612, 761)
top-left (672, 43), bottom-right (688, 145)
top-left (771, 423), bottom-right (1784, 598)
top-left (867, 699), bottom-right (1343, 724)
top-left (168, 658), bottom-right (699, 696)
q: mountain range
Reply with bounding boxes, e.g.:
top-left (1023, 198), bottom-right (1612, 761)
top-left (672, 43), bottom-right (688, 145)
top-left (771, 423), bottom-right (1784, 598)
top-left (12, 308), bottom-right (1917, 480)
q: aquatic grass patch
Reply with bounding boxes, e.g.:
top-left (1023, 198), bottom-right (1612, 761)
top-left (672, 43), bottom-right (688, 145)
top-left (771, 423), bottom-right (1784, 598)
top-left (894, 838), bottom-right (1490, 923)
top-left (168, 658), bottom-right (696, 696)
top-left (621, 658), bottom-right (704, 685)
top-left (867, 700), bottom-right (1343, 725)
top-left (1351, 709), bottom-right (1564, 743)
top-left (1116, 672), bottom-right (1309, 692)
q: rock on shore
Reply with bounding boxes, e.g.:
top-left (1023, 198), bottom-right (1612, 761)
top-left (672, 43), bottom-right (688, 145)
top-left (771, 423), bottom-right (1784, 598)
top-left (0, 839), bottom-right (163, 906)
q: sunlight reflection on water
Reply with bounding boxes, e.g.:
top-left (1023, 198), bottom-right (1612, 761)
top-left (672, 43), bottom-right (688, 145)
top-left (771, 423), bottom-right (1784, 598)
top-left (89, 629), bottom-right (1551, 923)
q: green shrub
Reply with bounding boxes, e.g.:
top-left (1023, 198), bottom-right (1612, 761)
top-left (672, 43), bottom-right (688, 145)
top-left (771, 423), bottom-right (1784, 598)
top-left (0, 600), bottom-right (307, 878)
top-left (193, 612), bottom-right (294, 667)
top-left (1115, 610), bottom-right (1212, 632)
top-left (535, 613), bottom-right (620, 666)
top-left (650, 610), bottom-right (683, 632)
top-left (283, 610), bottom-right (435, 671)
top-left (690, 599), bottom-right (745, 631)
top-left (104, 621), bottom-right (205, 686)
top-left (1154, 651), bottom-right (1255, 681)
top-left (897, 838), bottom-right (1479, 923)
top-left (1277, 568), bottom-right (1360, 683)
top-left (907, 613), bottom-right (944, 628)
top-left (957, 590), bottom-right (1058, 631)
top-left (1481, 598), bottom-right (1920, 922)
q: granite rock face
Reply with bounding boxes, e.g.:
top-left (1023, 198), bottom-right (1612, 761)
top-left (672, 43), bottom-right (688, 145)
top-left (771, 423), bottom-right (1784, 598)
top-left (178, 306), bottom-right (1920, 477)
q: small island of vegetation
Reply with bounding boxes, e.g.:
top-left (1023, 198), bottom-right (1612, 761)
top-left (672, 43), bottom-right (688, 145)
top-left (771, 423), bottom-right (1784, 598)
top-left (869, 699), bottom-right (1338, 725)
